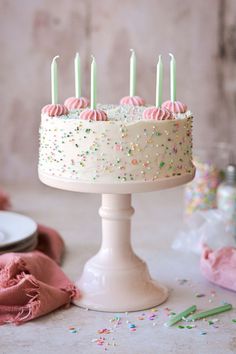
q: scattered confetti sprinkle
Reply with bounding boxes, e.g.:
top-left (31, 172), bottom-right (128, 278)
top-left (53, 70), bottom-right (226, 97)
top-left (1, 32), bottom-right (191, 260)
top-left (92, 337), bottom-right (106, 346)
top-left (128, 323), bottom-right (136, 328)
top-left (151, 308), bottom-right (158, 312)
top-left (195, 293), bottom-right (206, 298)
top-left (97, 328), bottom-right (111, 334)
top-left (68, 326), bottom-right (80, 334)
top-left (148, 313), bottom-right (157, 321)
top-left (176, 278), bottom-right (188, 285)
top-left (200, 331), bottom-right (207, 335)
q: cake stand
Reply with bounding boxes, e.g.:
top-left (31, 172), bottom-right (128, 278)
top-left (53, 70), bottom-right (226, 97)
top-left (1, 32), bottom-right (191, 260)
top-left (39, 170), bottom-right (195, 312)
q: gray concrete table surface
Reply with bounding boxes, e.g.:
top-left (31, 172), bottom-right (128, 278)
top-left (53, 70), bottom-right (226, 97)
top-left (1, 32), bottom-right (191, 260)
top-left (0, 182), bottom-right (236, 354)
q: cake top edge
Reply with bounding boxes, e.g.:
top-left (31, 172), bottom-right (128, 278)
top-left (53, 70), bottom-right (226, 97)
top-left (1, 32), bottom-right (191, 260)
top-left (41, 103), bottom-right (193, 122)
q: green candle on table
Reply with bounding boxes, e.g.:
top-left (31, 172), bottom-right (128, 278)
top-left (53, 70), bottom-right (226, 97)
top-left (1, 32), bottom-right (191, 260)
top-left (51, 55), bottom-right (59, 104)
top-left (130, 49), bottom-right (136, 97)
top-left (169, 53), bottom-right (176, 102)
top-left (74, 52), bottom-right (81, 98)
top-left (164, 305), bottom-right (197, 327)
top-left (186, 303), bottom-right (233, 322)
top-left (156, 55), bottom-right (163, 108)
top-left (90, 56), bottom-right (96, 110)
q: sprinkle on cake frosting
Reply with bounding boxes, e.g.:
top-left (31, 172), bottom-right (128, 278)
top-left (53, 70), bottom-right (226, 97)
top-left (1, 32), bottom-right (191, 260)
top-left (39, 104), bottom-right (194, 184)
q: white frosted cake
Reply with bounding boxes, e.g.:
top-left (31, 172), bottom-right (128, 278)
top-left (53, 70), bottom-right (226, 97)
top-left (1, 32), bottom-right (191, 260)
top-left (39, 104), bottom-right (194, 184)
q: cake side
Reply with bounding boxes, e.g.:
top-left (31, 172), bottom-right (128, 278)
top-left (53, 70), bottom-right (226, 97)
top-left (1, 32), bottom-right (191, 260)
top-left (39, 110), bottom-right (194, 183)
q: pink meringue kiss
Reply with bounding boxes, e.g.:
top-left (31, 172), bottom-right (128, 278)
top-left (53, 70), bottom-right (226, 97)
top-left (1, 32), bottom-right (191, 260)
top-left (120, 96), bottom-right (145, 106)
top-left (64, 96), bottom-right (89, 110)
top-left (142, 107), bottom-right (174, 121)
top-left (79, 109), bottom-right (108, 121)
top-left (162, 100), bottom-right (187, 114)
top-left (41, 104), bottom-right (69, 117)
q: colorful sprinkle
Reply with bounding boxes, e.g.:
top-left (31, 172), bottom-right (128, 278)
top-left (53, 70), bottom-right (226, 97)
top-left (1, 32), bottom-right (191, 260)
top-left (128, 323), bottom-right (136, 328)
top-left (159, 161), bottom-right (165, 168)
top-left (195, 293), bottom-right (206, 298)
top-left (200, 331), bottom-right (207, 335)
top-left (97, 328), bottom-right (111, 334)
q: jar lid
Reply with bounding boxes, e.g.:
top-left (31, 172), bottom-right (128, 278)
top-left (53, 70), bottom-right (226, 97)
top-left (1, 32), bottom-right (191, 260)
top-left (225, 164), bottom-right (236, 184)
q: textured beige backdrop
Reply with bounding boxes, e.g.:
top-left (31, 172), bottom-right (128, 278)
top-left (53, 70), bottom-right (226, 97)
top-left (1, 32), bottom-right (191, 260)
top-left (0, 0), bottom-right (236, 182)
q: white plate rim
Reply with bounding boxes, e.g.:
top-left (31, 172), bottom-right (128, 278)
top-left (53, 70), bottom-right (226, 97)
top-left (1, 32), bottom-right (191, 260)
top-left (0, 211), bottom-right (38, 247)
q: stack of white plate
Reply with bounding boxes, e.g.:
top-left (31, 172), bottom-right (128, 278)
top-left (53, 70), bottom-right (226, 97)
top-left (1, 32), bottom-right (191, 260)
top-left (0, 211), bottom-right (38, 254)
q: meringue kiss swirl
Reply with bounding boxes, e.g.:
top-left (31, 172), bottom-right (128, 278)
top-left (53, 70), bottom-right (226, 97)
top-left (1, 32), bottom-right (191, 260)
top-left (64, 96), bottom-right (89, 110)
top-left (41, 104), bottom-right (69, 117)
top-left (120, 96), bottom-right (145, 106)
top-left (79, 109), bottom-right (108, 121)
top-left (142, 107), bottom-right (174, 120)
top-left (162, 100), bottom-right (187, 114)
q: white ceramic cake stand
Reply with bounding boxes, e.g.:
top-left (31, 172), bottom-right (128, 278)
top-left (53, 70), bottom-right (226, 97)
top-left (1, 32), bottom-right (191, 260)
top-left (39, 170), bottom-right (195, 312)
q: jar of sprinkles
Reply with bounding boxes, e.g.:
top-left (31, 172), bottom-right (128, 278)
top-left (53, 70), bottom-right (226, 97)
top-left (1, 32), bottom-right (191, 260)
top-left (217, 164), bottom-right (236, 240)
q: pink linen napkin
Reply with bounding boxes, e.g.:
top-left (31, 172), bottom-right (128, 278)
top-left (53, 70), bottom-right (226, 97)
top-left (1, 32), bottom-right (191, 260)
top-left (37, 224), bottom-right (64, 265)
top-left (0, 187), bottom-right (78, 325)
top-left (0, 188), bottom-right (11, 210)
top-left (200, 245), bottom-right (236, 292)
top-left (0, 251), bottom-right (77, 325)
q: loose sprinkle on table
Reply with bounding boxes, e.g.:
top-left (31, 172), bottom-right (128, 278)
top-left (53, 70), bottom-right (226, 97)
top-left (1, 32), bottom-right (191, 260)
top-left (176, 278), bottom-right (188, 285)
top-left (195, 293), bottom-right (206, 298)
top-left (200, 331), bottom-right (207, 335)
top-left (97, 328), bottom-right (111, 334)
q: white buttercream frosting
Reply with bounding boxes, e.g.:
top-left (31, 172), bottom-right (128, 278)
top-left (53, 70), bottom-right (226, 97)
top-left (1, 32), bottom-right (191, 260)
top-left (39, 104), bottom-right (194, 183)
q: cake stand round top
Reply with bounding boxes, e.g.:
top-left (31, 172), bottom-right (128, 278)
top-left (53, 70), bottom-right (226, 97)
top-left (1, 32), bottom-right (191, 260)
top-left (38, 169), bottom-right (195, 194)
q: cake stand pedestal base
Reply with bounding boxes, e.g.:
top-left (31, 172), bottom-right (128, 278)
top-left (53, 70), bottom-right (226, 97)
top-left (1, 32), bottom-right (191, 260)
top-left (39, 170), bottom-right (195, 312)
top-left (73, 194), bottom-right (168, 312)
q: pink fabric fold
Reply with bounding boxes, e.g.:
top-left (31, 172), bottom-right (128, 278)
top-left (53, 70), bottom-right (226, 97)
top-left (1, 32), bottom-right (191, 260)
top-left (200, 245), bottom-right (236, 292)
top-left (37, 224), bottom-right (64, 265)
top-left (0, 187), bottom-right (79, 325)
top-left (0, 188), bottom-right (11, 210)
top-left (0, 251), bottom-right (77, 325)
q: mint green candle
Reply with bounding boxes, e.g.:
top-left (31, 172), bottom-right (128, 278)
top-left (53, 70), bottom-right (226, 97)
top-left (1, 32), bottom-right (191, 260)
top-left (51, 55), bottom-right (59, 104)
top-left (74, 52), bottom-right (81, 98)
top-left (90, 56), bottom-right (96, 109)
top-left (169, 53), bottom-right (176, 102)
top-left (156, 55), bottom-right (163, 107)
top-left (164, 305), bottom-right (197, 327)
top-left (129, 49), bottom-right (136, 97)
top-left (187, 304), bottom-right (232, 322)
